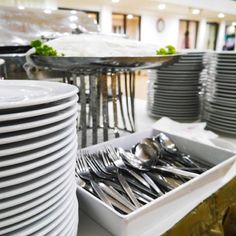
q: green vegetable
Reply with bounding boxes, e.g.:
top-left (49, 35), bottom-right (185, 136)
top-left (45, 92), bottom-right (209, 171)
top-left (30, 39), bottom-right (64, 56)
top-left (156, 45), bottom-right (177, 55)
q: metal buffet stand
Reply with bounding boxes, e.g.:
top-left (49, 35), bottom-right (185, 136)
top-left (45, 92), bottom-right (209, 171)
top-left (0, 6), bottom-right (179, 147)
top-left (30, 55), bottom-right (180, 148)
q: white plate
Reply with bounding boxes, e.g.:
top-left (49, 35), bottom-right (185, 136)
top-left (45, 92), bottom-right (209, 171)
top-left (0, 139), bottom-right (77, 177)
top-left (0, 163), bottom-right (74, 210)
top-left (40, 197), bottom-right (78, 236)
top-left (0, 176), bottom-right (74, 227)
top-left (0, 145), bottom-right (77, 187)
top-left (16, 193), bottom-right (76, 236)
top-left (0, 80), bottom-right (78, 109)
top-left (206, 123), bottom-right (236, 135)
top-left (0, 95), bottom-right (78, 122)
top-left (0, 184), bottom-right (76, 235)
top-left (56, 205), bottom-right (78, 236)
top-left (0, 123), bottom-right (76, 157)
top-left (0, 170), bottom-right (74, 219)
top-left (0, 129), bottom-right (76, 167)
top-left (0, 103), bottom-right (78, 134)
top-left (0, 113), bottom-right (77, 145)
top-left (0, 150), bottom-right (75, 200)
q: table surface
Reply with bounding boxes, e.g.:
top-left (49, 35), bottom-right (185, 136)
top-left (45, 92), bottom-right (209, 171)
top-left (77, 98), bottom-right (236, 236)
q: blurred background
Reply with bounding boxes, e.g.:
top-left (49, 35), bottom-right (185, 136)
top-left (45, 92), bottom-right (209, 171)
top-left (0, 0), bottom-right (235, 51)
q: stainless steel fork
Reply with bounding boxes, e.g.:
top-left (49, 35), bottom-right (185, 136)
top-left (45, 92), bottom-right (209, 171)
top-left (81, 151), bottom-right (137, 212)
top-left (76, 150), bottom-right (114, 209)
top-left (101, 149), bottom-right (142, 208)
top-left (106, 146), bottom-right (151, 189)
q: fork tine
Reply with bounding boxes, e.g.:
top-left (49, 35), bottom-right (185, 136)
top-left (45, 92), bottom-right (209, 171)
top-left (106, 145), bottom-right (118, 161)
top-left (104, 151), bottom-right (113, 166)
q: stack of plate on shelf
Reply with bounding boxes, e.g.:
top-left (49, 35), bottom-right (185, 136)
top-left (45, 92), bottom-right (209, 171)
top-left (147, 52), bottom-right (204, 120)
top-left (203, 52), bottom-right (236, 134)
top-left (0, 80), bottom-right (79, 235)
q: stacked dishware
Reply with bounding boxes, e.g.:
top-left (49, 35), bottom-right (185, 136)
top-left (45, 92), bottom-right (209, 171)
top-left (0, 80), bottom-right (79, 235)
top-left (202, 52), bottom-right (236, 134)
top-left (147, 52), bottom-right (204, 120)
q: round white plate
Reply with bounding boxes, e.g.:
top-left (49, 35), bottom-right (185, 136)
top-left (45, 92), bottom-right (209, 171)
top-left (0, 171), bottom-right (74, 219)
top-left (41, 197), bottom-right (78, 236)
top-left (57, 205), bottom-right (78, 236)
top-left (0, 139), bottom-right (77, 177)
top-left (205, 112), bottom-right (236, 122)
top-left (19, 193), bottom-right (76, 236)
top-left (0, 123), bottom-right (76, 157)
top-left (0, 165), bottom-right (74, 210)
top-left (0, 80), bottom-right (78, 109)
top-left (0, 176), bottom-right (74, 227)
top-left (206, 123), bottom-right (236, 135)
top-left (0, 103), bottom-right (78, 134)
top-left (0, 95), bottom-right (78, 122)
top-left (0, 185), bottom-right (75, 235)
top-left (0, 113), bottom-right (77, 145)
top-left (0, 145), bottom-right (77, 187)
top-left (0, 129), bottom-right (76, 167)
top-left (0, 153), bottom-right (75, 200)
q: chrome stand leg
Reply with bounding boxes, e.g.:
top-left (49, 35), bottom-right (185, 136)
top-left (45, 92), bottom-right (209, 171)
top-left (117, 73), bottom-right (127, 130)
top-left (79, 74), bottom-right (87, 148)
top-left (101, 73), bottom-right (109, 141)
top-left (111, 73), bottom-right (119, 138)
top-left (124, 72), bottom-right (134, 132)
top-left (130, 71), bottom-right (136, 130)
top-left (90, 74), bottom-right (98, 144)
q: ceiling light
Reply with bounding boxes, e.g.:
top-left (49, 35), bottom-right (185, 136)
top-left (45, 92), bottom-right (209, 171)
top-left (192, 9), bottom-right (200, 15)
top-left (158, 3), bottom-right (166, 10)
top-left (44, 9), bottom-right (52, 14)
top-left (218, 13), bottom-right (225, 18)
top-left (70, 10), bottom-right (77, 14)
top-left (69, 23), bottom-right (77, 29)
top-left (112, 0), bottom-right (120, 3)
top-left (127, 14), bottom-right (134, 19)
top-left (69, 15), bottom-right (78, 21)
top-left (18, 5), bottom-right (25, 10)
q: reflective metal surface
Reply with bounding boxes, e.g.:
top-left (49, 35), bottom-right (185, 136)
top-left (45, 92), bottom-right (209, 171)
top-left (30, 54), bottom-right (180, 71)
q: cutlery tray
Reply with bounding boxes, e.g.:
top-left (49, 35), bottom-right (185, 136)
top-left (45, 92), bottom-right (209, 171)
top-left (76, 128), bottom-right (236, 236)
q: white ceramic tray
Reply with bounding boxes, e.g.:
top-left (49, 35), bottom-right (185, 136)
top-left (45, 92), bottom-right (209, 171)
top-left (77, 129), bottom-right (236, 236)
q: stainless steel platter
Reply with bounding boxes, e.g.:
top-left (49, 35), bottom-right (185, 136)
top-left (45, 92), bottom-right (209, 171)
top-left (30, 54), bottom-right (181, 71)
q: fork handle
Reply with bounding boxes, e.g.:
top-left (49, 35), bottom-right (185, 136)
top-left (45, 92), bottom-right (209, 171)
top-left (126, 168), bottom-right (151, 189)
top-left (117, 172), bottom-right (142, 208)
top-left (90, 180), bottom-right (114, 209)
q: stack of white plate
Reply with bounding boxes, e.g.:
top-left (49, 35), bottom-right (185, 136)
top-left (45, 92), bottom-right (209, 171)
top-left (147, 52), bottom-right (204, 121)
top-left (203, 52), bottom-right (236, 134)
top-left (0, 80), bottom-right (79, 235)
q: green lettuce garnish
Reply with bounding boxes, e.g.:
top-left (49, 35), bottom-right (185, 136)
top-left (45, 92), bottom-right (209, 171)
top-left (31, 39), bottom-right (64, 56)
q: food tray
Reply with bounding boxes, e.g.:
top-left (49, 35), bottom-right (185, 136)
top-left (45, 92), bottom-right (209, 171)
top-left (76, 128), bottom-right (236, 236)
top-left (30, 54), bottom-right (181, 71)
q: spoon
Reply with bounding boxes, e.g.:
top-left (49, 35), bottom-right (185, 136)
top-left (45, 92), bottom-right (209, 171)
top-left (154, 133), bottom-right (203, 169)
top-left (118, 147), bottom-right (164, 196)
top-left (119, 147), bottom-right (199, 179)
top-left (132, 143), bottom-right (157, 168)
top-left (142, 138), bottom-right (161, 158)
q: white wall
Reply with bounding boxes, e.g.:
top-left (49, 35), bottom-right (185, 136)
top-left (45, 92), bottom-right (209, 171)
top-left (140, 15), bottom-right (179, 48)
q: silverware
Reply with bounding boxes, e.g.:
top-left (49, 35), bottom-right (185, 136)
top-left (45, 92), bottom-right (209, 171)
top-left (106, 146), bottom-right (151, 189)
top-left (83, 151), bottom-right (137, 211)
top-left (120, 147), bottom-right (199, 179)
top-left (76, 151), bottom-right (114, 209)
top-left (101, 150), bottom-right (142, 208)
